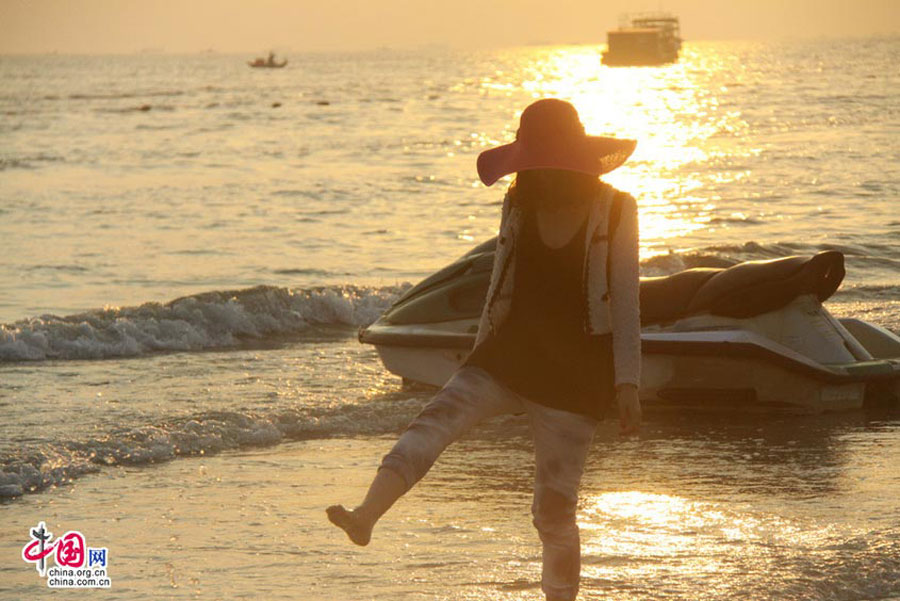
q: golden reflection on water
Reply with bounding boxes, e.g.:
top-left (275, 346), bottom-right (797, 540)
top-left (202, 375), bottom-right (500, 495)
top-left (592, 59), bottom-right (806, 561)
top-left (577, 490), bottom-right (844, 584)
top-left (578, 491), bottom-right (748, 582)
top-left (486, 44), bottom-right (754, 258)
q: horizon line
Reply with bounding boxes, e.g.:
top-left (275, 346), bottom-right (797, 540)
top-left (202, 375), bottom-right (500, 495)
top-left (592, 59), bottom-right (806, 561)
top-left (2, 32), bottom-right (898, 57)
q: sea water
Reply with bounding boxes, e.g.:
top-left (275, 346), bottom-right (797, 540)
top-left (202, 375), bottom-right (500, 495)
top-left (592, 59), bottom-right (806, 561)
top-left (1, 38), bottom-right (899, 600)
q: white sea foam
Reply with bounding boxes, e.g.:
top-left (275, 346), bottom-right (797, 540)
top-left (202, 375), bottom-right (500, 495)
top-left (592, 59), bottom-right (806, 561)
top-left (0, 284), bottom-right (411, 362)
top-left (0, 397), bottom-right (429, 498)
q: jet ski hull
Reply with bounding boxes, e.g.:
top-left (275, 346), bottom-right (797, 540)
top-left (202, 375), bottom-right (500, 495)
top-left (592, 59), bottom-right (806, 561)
top-left (362, 323), bottom-right (900, 414)
top-left (359, 241), bottom-right (900, 413)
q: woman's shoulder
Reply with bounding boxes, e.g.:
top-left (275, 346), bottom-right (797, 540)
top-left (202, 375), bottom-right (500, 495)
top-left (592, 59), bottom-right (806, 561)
top-left (596, 184), bottom-right (637, 239)
top-left (593, 183), bottom-right (636, 227)
top-left (596, 181), bottom-right (636, 206)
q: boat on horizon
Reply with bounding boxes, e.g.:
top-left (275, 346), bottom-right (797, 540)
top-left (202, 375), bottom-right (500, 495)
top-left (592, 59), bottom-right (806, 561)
top-left (602, 13), bottom-right (682, 66)
top-left (359, 238), bottom-right (900, 414)
top-left (248, 52), bottom-right (287, 69)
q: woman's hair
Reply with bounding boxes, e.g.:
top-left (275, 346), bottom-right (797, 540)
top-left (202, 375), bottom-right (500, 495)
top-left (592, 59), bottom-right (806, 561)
top-left (509, 169), bottom-right (598, 211)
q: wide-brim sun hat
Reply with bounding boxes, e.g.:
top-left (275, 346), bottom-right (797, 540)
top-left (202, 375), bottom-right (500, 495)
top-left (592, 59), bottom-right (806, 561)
top-left (476, 98), bottom-right (637, 187)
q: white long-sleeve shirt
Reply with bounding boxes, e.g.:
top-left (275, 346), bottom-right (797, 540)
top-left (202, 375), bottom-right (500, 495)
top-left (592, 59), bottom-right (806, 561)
top-left (606, 188), bottom-right (642, 387)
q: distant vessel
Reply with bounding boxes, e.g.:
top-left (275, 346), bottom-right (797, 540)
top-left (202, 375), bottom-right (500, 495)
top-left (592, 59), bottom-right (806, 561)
top-left (248, 52), bottom-right (288, 69)
top-left (602, 13), bottom-right (682, 66)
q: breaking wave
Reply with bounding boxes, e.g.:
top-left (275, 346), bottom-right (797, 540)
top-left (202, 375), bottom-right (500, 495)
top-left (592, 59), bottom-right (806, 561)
top-left (3, 237), bottom-right (896, 364)
top-left (0, 283), bottom-right (411, 363)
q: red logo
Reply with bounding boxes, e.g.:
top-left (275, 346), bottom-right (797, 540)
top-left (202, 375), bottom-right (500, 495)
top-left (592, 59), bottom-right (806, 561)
top-left (56, 532), bottom-right (85, 567)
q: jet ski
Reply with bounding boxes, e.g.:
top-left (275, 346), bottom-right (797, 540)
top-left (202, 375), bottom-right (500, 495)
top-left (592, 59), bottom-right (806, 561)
top-left (359, 237), bottom-right (900, 413)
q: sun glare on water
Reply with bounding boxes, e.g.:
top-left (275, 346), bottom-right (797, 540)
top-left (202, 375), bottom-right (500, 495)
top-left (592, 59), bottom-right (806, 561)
top-left (495, 44), bottom-right (754, 260)
top-left (575, 488), bottom-right (855, 594)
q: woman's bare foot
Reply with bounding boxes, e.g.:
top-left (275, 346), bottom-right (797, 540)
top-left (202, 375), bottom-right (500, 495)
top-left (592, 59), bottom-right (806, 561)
top-left (326, 505), bottom-right (373, 546)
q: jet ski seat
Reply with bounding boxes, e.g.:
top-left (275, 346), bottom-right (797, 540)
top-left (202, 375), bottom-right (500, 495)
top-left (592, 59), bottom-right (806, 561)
top-left (640, 250), bottom-right (845, 326)
top-left (384, 238), bottom-right (845, 330)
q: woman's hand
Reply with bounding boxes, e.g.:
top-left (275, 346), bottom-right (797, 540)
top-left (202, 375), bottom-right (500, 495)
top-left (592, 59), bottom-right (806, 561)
top-left (616, 383), bottom-right (642, 436)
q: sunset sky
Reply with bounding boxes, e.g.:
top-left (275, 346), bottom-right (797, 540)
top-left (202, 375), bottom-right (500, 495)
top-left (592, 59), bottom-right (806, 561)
top-left (1, 0), bottom-right (898, 54)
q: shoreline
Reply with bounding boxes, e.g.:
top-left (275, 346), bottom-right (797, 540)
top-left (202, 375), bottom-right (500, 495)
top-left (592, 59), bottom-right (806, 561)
top-left (4, 413), bottom-right (900, 599)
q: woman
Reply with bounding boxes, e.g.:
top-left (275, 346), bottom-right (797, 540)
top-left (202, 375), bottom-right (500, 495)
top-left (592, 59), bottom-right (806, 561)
top-left (327, 98), bottom-right (642, 601)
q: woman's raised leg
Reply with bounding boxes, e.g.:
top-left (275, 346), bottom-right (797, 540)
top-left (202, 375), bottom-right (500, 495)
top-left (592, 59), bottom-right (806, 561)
top-left (327, 366), bottom-right (521, 545)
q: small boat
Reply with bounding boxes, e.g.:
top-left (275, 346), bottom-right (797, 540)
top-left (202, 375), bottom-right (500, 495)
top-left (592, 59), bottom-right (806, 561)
top-left (359, 238), bottom-right (900, 414)
top-left (602, 13), bottom-right (682, 66)
top-left (248, 52), bottom-right (287, 68)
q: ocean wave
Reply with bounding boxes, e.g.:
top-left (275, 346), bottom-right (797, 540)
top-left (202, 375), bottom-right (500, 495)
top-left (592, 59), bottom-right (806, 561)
top-left (0, 283), bottom-right (411, 363)
top-left (832, 283), bottom-right (900, 301)
top-left (641, 242), bottom-right (900, 296)
top-left (67, 90), bottom-right (185, 100)
top-left (271, 267), bottom-right (340, 276)
top-left (0, 397), bottom-right (428, 499)
top-left (0, 153), bottom-right (64, 170)
top-left (701, 241), bottom-right (808, 258)
top-left (668, 240), bottom-right (900, 265)
top-left (641, 252), bottom-right (736, 276)
top-left (706, 215), bottom-right (763, 226)
top-left (96, 104), bottom-right (177, 114)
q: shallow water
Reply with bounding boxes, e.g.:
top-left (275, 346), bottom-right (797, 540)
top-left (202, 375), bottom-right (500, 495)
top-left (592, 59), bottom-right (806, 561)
top-left (1, 38), bottom-right (899, 599)
top-left (3, 408), bottom-right (899, 600)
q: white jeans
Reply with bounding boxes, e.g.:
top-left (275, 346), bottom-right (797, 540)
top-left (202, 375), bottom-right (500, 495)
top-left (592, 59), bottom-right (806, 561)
top-left (379, 365), bottom-right (598, 601)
